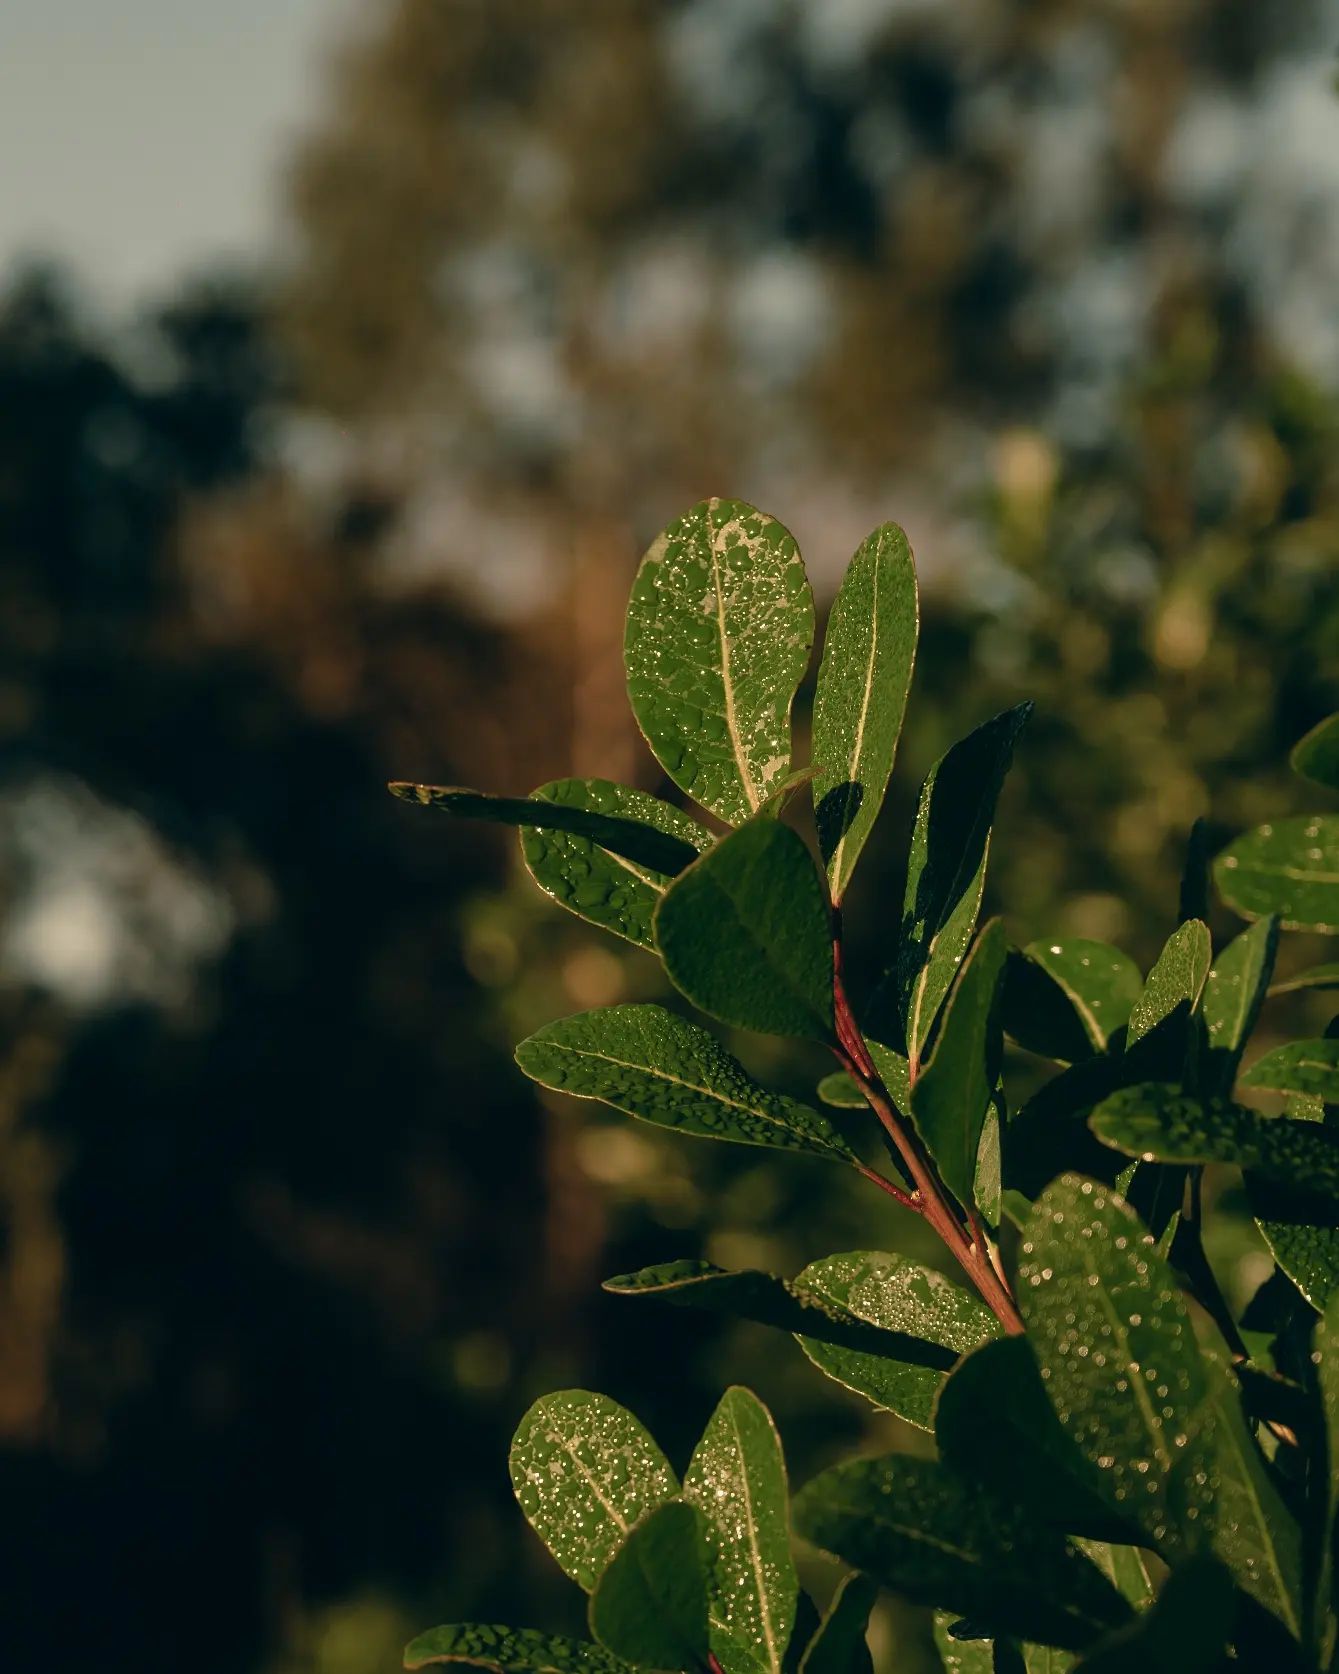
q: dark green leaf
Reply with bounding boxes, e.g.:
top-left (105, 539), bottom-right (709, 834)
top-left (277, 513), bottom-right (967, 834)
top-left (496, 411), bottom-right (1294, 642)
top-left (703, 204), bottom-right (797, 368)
top-left (1178, 818), bottom-right (1212, 926)
top-left (1241, 1038), bottom-right (1339, 1101)
top-left (1312, 1291), bottom-right (1339, 1663)
top-left (812, 523), bottom-right (918, 902)
top-left (816, 1072), bottom-right (865, 1108)
top-left (910, 920), bottom-right (1008, 1206)
top-left (1005, 1056), bottom-right (1132, 1202)
top-left (934, 1337), bottom-right (1134, 1541)
top-left (655, 821), bottom-right (835, 1043)
top-left (1070, 1558), bottom-right (1234, 1673)
top-left (516, 1005), bottom-right (853, 1160)
top-left (1201, 919), bottom-right (1278, 1097)
top-left (1007, 941), bottom-right (1143, 1059)
top-left (792, 1252), bottom-right (999, 1430)
top-left (868, 1040), bottom-right (912, 1114)
top-left (403, 1626), bottom-right (631, 1674)
top-left (684, 1387), bottom-right (796, 1674)
top-left (1091, 1083), bottom-right (1339, 1198)
top-left (601, 1260), bottom-right (957, 1365)
top-left (1268, 963), bottom-right (1339, 997)
top-left (624, 497), bottom-right (814, 826)
top-left (389, 782), bottom-right (700, 876)
top-left (1022, 1646), bottom-right (1075, 1673)
top-left (792, 1454), bottom-right (1130, 1652)
top-left (1250, 1177), bottom-right (1339, 1312)
top-left (519, 779), bottom-right (713, 950)
top-left (1215, 816), bottom-right (1339, 933)
top-left (931, 1616), bottom-right (994, 1673)
top-left (889, 704), bottom-right (1032, 1067)
top-left (588, 1500), bottom-right (712, 1672)
top-left (797, 1575), bottom-right (877, 1674)
top-left (1125, 920), bottom-right (1211, 1080)
top-left (509, 1391), bottom-right (679, 1591)
top-left (1290, 713), bottom-right (1339, 792)
top-left (1017, 1176), bottom-right (1216, 1557)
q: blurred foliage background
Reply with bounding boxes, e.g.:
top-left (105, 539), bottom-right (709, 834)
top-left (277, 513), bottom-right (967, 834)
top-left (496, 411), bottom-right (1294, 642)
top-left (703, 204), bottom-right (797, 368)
top-left (2, 3), bottom-right (1339, 1671)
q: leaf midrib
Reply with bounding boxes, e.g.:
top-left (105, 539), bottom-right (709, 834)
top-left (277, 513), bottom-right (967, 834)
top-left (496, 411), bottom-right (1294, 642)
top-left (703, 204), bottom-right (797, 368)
top-left (828, 555), bottom-right (880, 897)
top-left (709, 502), bottom-right (760, 815)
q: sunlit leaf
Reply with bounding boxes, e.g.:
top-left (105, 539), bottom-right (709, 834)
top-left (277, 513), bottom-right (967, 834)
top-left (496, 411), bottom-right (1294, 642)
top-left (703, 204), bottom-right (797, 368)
top-left (508, 1391), bottom-right (678, 1592)
top-left (1125, 919), bottom-right (1211, 1078)
top-left (624, 497), bottom-right (814, 826)
top-left (1269, 962), bottom-right (1339, 996)
top-left (389, 781), bottom-right (700, 875)
top-left (1215, 816), bottom-right (1339, 933)
top-left (910, 919), bottom-right (1008, 1207)
top-left (516, 1005), bottom-right (854, 1160)
top-left (655, 820), bottom-right (836, 1043)
top-left (1241, 1038), bottom-right (1339, 1102)
top-left (588, 1500), bottom-right (712, 1672)
top-left (1200, 918), bottom-right (1278, 1097)
top-left (797, 1575), bottom-right (877, 1674)
top-left (519, 779), bottom-right (713, 950)
top-left (1290, 712), bottom-right (1339, 792)
top-left (1001, 939), bottom-right (1137, 1065)
top-left (812, 523), bottom-right (918, 902)
top-left (684, 1387), bottom-right (796, 1674)
top-left (403, 1625), bottom-right (631, 1674)
top-left (792, 1454), bottom-right (1130, 1651)
top-left (887, 704), bottom-right (1032, 1066)
top-left (792, 1251), bottom-right (999, 1430)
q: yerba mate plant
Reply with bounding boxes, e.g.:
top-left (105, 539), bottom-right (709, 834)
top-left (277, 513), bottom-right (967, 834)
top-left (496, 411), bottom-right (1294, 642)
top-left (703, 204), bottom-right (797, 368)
top-left (391, 498), bottom-right (1339, 1673)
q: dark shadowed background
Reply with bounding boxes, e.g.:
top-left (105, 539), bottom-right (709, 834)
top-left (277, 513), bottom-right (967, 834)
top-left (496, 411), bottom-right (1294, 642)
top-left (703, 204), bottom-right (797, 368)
top-left (2, 3), bottom-right (1338, 1669)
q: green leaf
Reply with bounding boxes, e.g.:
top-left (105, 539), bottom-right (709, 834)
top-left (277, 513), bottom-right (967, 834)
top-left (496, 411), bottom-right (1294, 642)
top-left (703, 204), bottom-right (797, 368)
top-left (403, 1626), bottom-right (631, 1674)
top-left (1125, 919), bottom-right (1212, 1063)
top-left (1291, 712), bottom-right (1339, 792)
top-left (1070, 1557), bottom-right (1234, 1674)
top-left (684, 1387), bottom-right (796, 1674)
top-left (1215, 816), bottom-right (1339, 933)
top-left (792, 1252), bottom-right (999, 1430)
top-left (1269, 962), bottom-right (1339, 997)
top-left (601, 1260), bottom-right (957, 1366)
top-left (890, 704), bottom-right (1032, 1066)
top-left (816, 1072), bottom-right (865, 1108)
top-left (867, 1040), bottom-right (912, 1114)
top-left (1251, 1187), bottom-right (1339, 1312)
top-left (1201, 919), bottom-right (1278, 1097)
top-left (389, 782), bottom-right (701, 876)
top-left (515, 1006), bottom-right (853, 1161)
top-left (792, 1454), bottom-right (1130, 1652)
top-left (1312, 1291), bottom-right (1339, 1663)
top-left (1017, 1176), bottom-right (1216, 1557)
top-left (655, 821), bottom-right (835, 1043)
top-left (1241, 1038), bottom-right (1339, 1101)
top-left (1091, 1083), bottom-right (1339, 1198)
top-left (811, 523), bottom-right (918, 902)
top-left (796, 1575), bottom-right (877, 1674)
top-left (508, 1391), bottom-right (679, 1592)
top-left (588, 1500), bottom-right (712, 1672)
top-left (931, 1616), bottom-right (994, 1674)
top-left (934, 1337), bottom-right (1134, 1540)
top-left (519, 780), bottom-right (713, 950)
top-left (910, 920), bottom-right (1008, 1207)
top-left (1001, 941), bottom-right (1132, 1065)
top-left (624, 497), bottom-right (814, 826)
top-left (1022, 1647), bottom-right (1075, 1673)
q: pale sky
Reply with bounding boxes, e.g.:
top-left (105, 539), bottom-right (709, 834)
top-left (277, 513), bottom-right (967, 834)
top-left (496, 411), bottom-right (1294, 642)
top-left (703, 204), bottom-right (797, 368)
top-left (0, 0), bottom-right (347, 302)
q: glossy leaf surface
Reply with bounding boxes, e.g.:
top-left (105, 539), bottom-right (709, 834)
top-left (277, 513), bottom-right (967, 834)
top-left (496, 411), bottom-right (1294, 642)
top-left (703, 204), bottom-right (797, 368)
top-left (588, 1500), bottom-right (712, 1671)
top-left (625, 497), bottom-right (813, 826)
top-left (1215, 816), bottom-right (1339, 932)
top-left (811, 523), bottom-right (918, 902)
top-left (1241, 1037), bottom-right (1339, 1101)
top-left (684, 1387), bottom-right (796, 1674)
top-left (1269, 962), bottom-right (1339, 996)
top-left (1008, 940), bottom-right (1142, 1058)
top-left (1291, 712), bottom-right (1339, 791)
top-left (655, 821), bottom-right (836, 1042)
top-left (1201, 918), bottom-right (1277, 1097)
top-left (792, 1453), bottom-right (1130, 1651)
top-left (1126, 919), bottom-right (1211, 1055)
top-left (516, 1005), bottom-right (853, 1160)
top-left (520, 779), bottom-right (712, 950)
top-left (797, 1575), bottom-right (876, 1674)
top-left (404, 1626), bottom-right (631, 1674)
top-left (509, 1391), bottom-right (678, 1592)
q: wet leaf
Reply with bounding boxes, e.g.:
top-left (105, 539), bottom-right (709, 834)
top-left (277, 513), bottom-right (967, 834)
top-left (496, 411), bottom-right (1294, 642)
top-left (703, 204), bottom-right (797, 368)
top-left (888, 704), bottom-right (1032, 1066)
top-left (601, 1260), bottom-right (957, 1366)
top-left (388, 782), bottom-right (700, 876)
top-left (655, 821), bottom-right (836, 1043)
top-left (624, 497), bottom-right (814, 826)
top-left (1201, 919), bottom-right (1278, 1097)
top-left (910, 920), bottom-right (1008, 1207)
top-left (508, 1391), bottom-right (679, 1592)
top-left (934, 1337), bottom-right (1134, 1540)
top-left (792, 1453), bottom-right (1130, 1651)
top-left (796, 1575), bottom-right (877, 1674)
top-left (516, 1005), bottom-right (854, 1161)
top-left (792, 1251), bottom-right (999, 1430)
top-left (684, 1387), bottom-right (796, 1674)
top-left (1091, 1083), bottom-right (1339, 1198)
top-left (1001, 939), bottom-right (1140, 1065)
top-left (1268, 962), bottom-right (1339, 997)
top-left (1215, 816), bottom-right (1339, 933)
top-left (1070, 1557), bottom-right (1234, 1673)
top-left (1290, 712), bottom-right (1339, 792)
top-left (1125, 920), bottom-right (1211, 1079)
top-left (519, 779), bottom-right (713, 950)
top-left (931, 1616), bottom-right (994, 1673)
top-left (1241, 1038), bottom-right (1339, 1102)
top-left (403, 1626), bottom-right (632, 1674)
top-left (588, 1500), bottom-right (712, 1672)
top-left (1251, 1181), bottom-right (1339, 1313)
top-left (812, 523), bottom-right (918, 902)
top-left (1017, 1176), bottom-right (1216, 1558)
